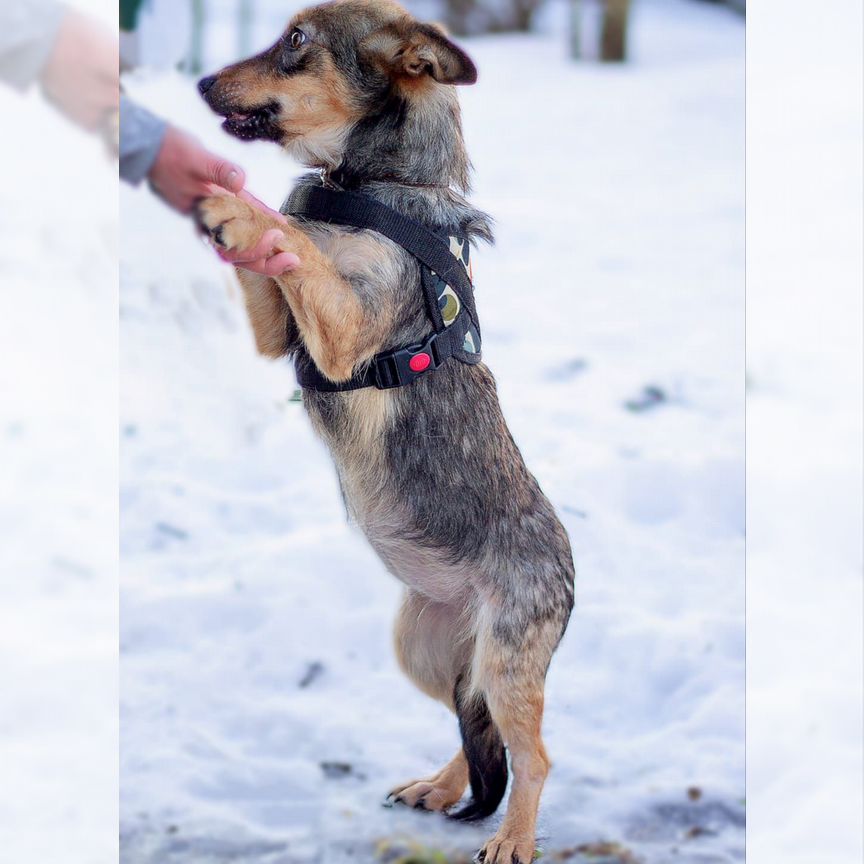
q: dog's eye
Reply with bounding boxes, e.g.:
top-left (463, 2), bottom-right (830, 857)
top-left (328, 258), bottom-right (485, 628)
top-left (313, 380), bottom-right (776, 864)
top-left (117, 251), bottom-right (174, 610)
top-left (288, 28), bottom-right (307, 50)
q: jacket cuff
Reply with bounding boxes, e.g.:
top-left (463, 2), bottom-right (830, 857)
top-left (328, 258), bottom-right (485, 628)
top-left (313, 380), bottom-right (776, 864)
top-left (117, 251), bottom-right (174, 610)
top-left (119, 96), bottom-right (168, 186)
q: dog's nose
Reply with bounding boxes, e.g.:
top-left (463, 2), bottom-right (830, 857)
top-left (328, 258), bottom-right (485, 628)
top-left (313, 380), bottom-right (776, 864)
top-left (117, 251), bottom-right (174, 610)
top-left (197, 75), bottom-right (217, 95)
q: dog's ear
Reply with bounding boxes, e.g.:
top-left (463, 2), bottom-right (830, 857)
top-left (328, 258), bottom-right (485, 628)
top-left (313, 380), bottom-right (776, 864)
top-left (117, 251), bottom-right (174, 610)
top-left (364, 21), bottom-right (477, 85)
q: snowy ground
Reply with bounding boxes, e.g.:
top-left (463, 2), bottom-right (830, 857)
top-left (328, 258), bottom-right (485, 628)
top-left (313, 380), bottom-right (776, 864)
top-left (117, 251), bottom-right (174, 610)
top-left (119, 2), bottom-right (744, 862)
top-left (745, 1), bottom-right (863, 861)
top-left (0, 2), bottom-right (118, 860)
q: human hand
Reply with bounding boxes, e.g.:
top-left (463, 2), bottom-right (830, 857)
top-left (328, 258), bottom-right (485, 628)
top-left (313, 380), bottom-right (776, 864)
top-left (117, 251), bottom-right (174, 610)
top-left (41, 8), bottom-right (119, 132)
top-left (214, 190), bottom-right (301, 277)
top-left (149, 126), bottom-right (246, 214)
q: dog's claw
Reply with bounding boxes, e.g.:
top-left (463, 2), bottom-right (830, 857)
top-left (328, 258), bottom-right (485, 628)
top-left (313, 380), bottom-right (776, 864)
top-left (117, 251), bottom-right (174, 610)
top-left (474, 842), bottom-right (536, 863)
top-left (385, 792), bottom-right (431, 812)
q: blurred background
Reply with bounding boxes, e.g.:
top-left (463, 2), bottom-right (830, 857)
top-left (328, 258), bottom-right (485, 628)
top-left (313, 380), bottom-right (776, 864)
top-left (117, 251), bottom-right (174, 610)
top-left (5, 3), bottom-right (859, 864)
top-left (122, 0), bottom-right (744, 71)
top-left (119, 2), bottom-right (744, 864)
top-left (0, 0), bottom-right (864, 864)
top-left (0, 2), bottom-right (118, 863)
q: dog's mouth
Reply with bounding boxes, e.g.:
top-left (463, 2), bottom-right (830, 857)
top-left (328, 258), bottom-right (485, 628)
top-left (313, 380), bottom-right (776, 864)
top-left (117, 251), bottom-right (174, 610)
top-left (218, 102), bottom-right (282, 142)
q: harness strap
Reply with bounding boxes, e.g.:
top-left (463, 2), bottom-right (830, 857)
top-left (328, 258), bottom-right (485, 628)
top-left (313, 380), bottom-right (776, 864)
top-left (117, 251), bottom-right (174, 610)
top-left (293, 324), bottom-right (466, 392)
top-left (284, 184), bottom-right (475, 305)
top-left (283, 183), bottom-right (481, 392)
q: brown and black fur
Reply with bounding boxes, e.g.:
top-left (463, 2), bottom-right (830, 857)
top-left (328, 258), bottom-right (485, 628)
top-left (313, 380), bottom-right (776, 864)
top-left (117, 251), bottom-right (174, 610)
top-left (196, 3), bottom-right (574, 861)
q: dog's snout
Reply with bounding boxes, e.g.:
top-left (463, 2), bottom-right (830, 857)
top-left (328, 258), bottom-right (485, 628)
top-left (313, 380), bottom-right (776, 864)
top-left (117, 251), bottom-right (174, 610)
top-left (197, 75), bottom-right (217, 95)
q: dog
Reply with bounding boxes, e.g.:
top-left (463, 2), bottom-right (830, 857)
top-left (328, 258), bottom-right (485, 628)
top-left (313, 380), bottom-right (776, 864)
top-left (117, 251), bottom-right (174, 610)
top-left (195, 3), bottom-right (574, 861)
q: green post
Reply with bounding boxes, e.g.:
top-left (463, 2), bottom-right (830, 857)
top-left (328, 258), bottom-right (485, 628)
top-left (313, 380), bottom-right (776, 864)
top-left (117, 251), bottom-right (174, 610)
top-left (119, 0), bottom-right (148, 31)
top-left (569, 0), bottom-right (581, 59)
top-left (188, 0), bottom-right (206, 75)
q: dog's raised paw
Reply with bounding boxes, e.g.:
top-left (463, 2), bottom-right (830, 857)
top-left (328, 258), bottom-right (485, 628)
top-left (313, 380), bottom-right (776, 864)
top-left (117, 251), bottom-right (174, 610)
top-left (195, 195), bottom-right (263, 252)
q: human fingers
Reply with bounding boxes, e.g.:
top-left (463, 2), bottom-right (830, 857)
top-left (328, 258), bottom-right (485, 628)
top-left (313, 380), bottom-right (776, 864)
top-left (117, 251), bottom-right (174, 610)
top-left (201, 152), bottom-right (245, 193)
top-left (217, 229), bottom-right (287, 263)
top-left (222, 252), bottom-right (301, 276)
top-left (262, 252), bottom-right (301, 275)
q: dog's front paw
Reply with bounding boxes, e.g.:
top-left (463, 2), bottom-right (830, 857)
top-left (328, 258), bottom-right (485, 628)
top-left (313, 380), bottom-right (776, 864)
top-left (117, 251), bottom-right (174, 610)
top-left (196, 194), bottom-right (266, 252)
top-left (477, 831), bottom-right (537, 864)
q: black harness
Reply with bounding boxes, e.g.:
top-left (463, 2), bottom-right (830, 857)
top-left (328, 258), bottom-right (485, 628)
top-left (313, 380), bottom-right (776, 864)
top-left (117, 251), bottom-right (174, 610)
top-left (282, 182), bottom-right (481, 392)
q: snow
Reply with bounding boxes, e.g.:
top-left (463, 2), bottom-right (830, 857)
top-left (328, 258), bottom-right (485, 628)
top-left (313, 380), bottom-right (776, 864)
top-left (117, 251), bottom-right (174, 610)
top-left (120, 0), bottom-right (744, 864)
top-left (745, 1), bottom-right (863, 862)
top-left (117, 1), bottom-right (745, 862)
top-left (0, 2), bottom-right (118, 861)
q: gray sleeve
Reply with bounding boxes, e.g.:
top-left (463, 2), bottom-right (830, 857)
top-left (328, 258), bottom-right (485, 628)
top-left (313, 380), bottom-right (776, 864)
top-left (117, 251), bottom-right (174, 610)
top-left (120, 95), bottom-right (168, 186)
top-left (0, 2), bottom-right (65, 91)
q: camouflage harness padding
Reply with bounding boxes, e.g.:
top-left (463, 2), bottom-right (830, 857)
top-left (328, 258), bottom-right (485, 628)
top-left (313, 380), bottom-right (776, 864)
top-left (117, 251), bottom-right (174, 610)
top-left (283, 182), bottom-right (481, 391)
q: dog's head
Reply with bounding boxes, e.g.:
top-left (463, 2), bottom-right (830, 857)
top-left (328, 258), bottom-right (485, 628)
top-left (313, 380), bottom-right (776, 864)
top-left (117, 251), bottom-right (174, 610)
top-left (198, 0), bottom-right (476, 180)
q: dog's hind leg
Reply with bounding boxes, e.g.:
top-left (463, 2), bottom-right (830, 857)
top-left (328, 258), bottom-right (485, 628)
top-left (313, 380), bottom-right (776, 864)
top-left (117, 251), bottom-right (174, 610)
top-left (467, 608), bottom-right (569, 864)
top-left (393, 590), bottom-right (472, 710)
top-left (389, 749), bottom-right (469, 812)
top-left (389, 590), bottom-right (473, 811)
top-left (446, 669), bottom-right (509, 821)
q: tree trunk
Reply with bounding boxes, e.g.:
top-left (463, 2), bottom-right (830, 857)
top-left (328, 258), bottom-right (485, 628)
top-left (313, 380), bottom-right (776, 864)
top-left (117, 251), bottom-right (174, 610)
top-left (445, 0), bottom-right (541, 35)
top-left (445, 0), bottom-right (475, 36)
top-left (512, 0), bottom-right (538, 31)
top-left (601, 0), bottom-right (630, 62)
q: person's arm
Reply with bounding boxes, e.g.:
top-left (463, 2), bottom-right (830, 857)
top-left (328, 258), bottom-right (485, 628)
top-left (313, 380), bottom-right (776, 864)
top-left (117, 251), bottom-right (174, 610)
top-left (0, 1), bottom-right (64, 91)
top-left (120, 95), bottom-right (297, 273)
top-left (119, 95), bottom-right (167, 186)
top-left (135, 116), bottom-right (248, 215)
top-left (1, 3), bottom-right (119, 133)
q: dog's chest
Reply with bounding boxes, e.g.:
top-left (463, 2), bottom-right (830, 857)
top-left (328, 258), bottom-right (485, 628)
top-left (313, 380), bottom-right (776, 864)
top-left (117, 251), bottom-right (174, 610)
top-left (304, 224), bottom-right (407, 293)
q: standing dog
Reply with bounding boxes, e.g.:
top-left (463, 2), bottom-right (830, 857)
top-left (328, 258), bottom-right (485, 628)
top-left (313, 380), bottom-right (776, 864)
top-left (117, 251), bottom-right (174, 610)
top-left (196, 2), bottom-right (574, 861)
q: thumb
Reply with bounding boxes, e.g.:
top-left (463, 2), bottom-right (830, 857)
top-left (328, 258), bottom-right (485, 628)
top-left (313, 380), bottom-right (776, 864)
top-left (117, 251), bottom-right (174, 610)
top-left (203, 154), bottom-right (245, 193)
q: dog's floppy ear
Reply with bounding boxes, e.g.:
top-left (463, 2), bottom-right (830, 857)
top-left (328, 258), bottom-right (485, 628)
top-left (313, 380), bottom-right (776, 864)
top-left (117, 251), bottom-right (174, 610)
top-left (364, 21), bottom-right (477, 85)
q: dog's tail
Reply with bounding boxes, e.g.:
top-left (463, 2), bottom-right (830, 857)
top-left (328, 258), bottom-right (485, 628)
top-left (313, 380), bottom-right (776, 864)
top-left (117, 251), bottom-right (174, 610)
top-left (447, 672), bottom-right (509, 821)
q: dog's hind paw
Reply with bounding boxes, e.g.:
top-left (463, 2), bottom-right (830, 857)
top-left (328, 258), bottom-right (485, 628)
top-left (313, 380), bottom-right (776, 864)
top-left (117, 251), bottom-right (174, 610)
top-left (386, 777), bottom-right (465, 813)
top-left (476, 831), bottom-right (538, 864)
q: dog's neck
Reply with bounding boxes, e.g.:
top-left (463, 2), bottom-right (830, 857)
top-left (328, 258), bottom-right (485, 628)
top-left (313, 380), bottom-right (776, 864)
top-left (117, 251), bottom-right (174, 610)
top-left (293, 165), bottom-right (493, 248)
top-left (329, 85), bottom-right (471, 193)
top-left (322, 165), bottom-right (448, 191)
